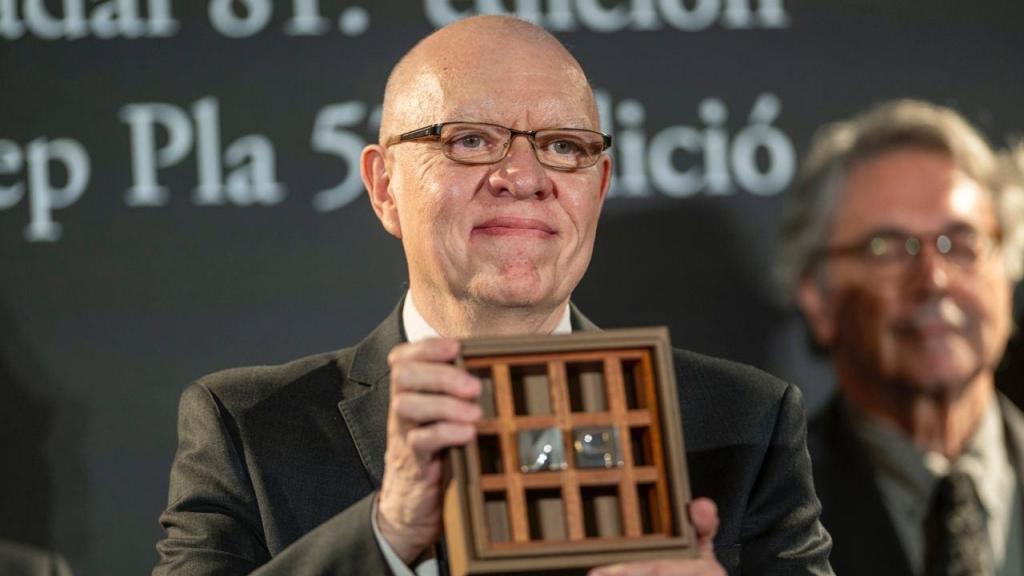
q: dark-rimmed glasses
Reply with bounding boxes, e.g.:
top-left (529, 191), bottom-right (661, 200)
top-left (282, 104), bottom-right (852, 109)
top-left (814, 224), bottom-right (1000, 278)
top-left (387, 121), bottom-right (612, 171)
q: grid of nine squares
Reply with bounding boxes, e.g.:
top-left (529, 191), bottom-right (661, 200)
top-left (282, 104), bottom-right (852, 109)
top-left (463, 348), bottom-right (673, 549)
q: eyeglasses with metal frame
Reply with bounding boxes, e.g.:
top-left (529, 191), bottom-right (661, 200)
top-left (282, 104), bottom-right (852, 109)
top-left (387, 121), bottom-right (612, 171)
top-left (813, 224), bottom-right (1001, 278)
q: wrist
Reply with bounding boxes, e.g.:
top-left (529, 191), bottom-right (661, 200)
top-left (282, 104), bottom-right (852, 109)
top-left (376, 493), bottom-right (429, 565)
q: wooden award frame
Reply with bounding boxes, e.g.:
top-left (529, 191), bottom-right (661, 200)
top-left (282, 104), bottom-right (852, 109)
top-left (443, 327), bottom-right (696, 575)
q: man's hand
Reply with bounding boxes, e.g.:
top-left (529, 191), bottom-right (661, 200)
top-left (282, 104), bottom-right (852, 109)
top-left (376, 338), bottom-right (482, 564)
top-left (588, 498), bottom-right (726, 576)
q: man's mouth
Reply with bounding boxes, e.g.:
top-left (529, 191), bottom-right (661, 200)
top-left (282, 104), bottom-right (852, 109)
top-left (896, 297), bottom-right (970, 338)
top-left (472, 217), bottom-right (557, 238)
top-left (911, 322), bottom-right (959, 338)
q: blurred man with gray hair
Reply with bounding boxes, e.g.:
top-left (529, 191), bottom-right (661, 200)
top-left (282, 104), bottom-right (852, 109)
top-left (779, 99), bottom-right (1024, 576)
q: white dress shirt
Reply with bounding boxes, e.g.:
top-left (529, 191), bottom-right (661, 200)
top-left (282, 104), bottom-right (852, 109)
top-left (849, 398), bottom-right (1023, 576)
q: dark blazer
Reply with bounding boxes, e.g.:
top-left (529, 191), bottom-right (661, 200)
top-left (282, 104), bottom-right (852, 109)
top-left (155, 304), bottom-right (832, 575)
top-left (808, 393), bottom-right (1024, 576)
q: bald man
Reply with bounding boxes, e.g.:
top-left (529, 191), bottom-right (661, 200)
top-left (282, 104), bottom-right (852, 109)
top-left (154, 16), bottom-right (832, 575)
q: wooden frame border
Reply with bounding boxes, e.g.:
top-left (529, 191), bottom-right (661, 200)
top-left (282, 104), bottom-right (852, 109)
top-left (443, 327), bottom-right (696, 575)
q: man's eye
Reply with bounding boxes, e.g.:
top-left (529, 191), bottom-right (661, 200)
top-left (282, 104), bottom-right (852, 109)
top-left (549, 139), bottom-right (583, 155)
top-left (452, 134), bottom-right (485, 149)
top-left (868, 237), bottom-right (894, 257)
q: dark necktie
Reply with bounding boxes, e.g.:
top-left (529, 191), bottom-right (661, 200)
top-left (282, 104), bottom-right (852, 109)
top-left (923, 470), bottom-right (987, 576)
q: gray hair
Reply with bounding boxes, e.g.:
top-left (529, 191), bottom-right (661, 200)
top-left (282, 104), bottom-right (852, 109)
top-left (777, 99), bottom-right (1024, 299)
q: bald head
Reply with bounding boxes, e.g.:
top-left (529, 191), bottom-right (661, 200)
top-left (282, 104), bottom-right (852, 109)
top-left (379, 15), bottom-right (599, 143)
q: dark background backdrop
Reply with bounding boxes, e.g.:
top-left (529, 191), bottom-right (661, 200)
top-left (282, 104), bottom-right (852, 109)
top-left (2, 1), bottom-right (1023, 573)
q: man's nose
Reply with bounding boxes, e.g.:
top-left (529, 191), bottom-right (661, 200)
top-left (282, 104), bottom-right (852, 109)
top-left (908, 244), bottom-right (951, 292)
top-left (487, 136), bottom-right (554, 200)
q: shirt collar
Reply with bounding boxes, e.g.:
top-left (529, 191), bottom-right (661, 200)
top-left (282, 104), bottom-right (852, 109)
top-left (957, 397), bottom-right (1012, 521)
top-left (401, 291), bottom-right (572, 343)
top-left (849, 395), bottom-right (1011, 517)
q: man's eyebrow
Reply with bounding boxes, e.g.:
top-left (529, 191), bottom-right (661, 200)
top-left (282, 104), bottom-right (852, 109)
top-left (858, 221), bottom-right (982, 239)
top-left (551, 118), bottom-right (598, 129)
top-left (440, 114), bottom-right (597, 129)
top-left (942, 221), bottom-right (984, 235)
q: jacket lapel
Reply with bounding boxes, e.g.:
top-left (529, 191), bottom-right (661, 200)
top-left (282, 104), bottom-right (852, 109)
top-left (570, 303), bottom-right (600, 332)
top-left (811, 398), bottom-right (914, 576)
top-left (337, 301), bottom-right (405, 488)
top-left (337, 300), bottom-right (596, 488)
top-left (998, 393), bottom-right (1024, 485)
top-left (997, 393), bottom-right (1024, 556)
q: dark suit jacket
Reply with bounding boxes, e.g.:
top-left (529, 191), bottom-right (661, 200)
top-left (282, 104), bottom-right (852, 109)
top-left (155, 304), bottom-right (832, 575)
top-left (808, 393), bottom-right (1024, 576)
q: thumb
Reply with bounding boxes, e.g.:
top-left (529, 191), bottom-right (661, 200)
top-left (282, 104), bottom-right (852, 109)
top-left (688, 497), bottom-right (719, 557)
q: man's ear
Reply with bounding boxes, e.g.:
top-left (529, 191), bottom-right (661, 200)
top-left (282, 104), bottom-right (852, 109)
top-left (361, 144), bottom-right (401, 239)
top-left (797, 274), bottom-right (835, 349)
top-left (596, 153), bottom-right (612, 205)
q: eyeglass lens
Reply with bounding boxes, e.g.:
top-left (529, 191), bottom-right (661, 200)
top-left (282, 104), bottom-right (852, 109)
top-left (439, 123), bottom-right (604, 169)
top-left (866, 229), bottom-right (990, 274)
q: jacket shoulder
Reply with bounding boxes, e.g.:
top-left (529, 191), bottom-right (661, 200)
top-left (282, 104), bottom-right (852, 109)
top-left (671, 348), bottom-right (802, 449)
top-left (186, 346), bottom-right (359, 413)
top-left (673, 347), bottom-right (792, 403)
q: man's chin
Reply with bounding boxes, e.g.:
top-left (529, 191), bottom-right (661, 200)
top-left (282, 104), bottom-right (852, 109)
top-left (888, 331), bottom-right (982, 381)
top-left (468, 273), bottom-right (561, 310)
top-left (891, 359), bottom-right (984, 400)
top-left (474, 285), bottom-right (550, 309)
